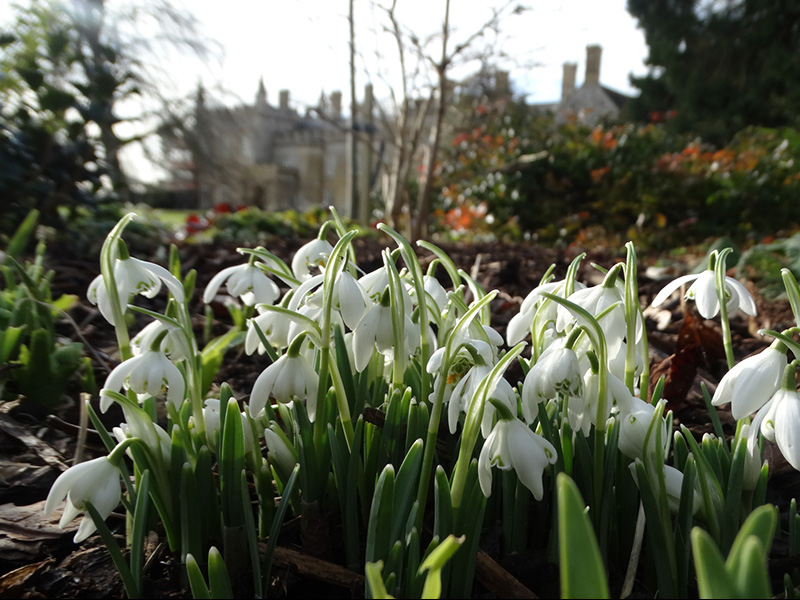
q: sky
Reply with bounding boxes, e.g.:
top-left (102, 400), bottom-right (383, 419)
top-left (1, 0), bottom-right (652, 183)
top-left (181, 0), bottom-right (651, 110)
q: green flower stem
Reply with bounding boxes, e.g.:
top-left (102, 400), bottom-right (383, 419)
top-left (714, 249), bottom-right (736, 370)
top-left (451, 342), bottom-right (526, 511)
top-left (415, 290), bottom-right (497, 530)
top-left (782, 268), bottom-right (800, 327)
top-left (624, 242), bottom-right (642, 394)
top-left (318, 230), bottom-right (358, 447)
top-left (381, 225), bottom-right (433, 399)
top-left (100, 213), bottom-right (136, 361)
top-left (541, 292), bottom-right (610, 534)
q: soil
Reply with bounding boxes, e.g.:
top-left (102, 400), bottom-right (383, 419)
top-left (1, 231), bottom-right (798, 599)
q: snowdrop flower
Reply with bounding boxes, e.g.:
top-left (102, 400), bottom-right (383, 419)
top-left (711, 341), bottom-right (786, 419)
top-left (131, 319), bottom-right (191, 360)
top-left (332, 270), bottom-right (369, 330)
top-left (203, 261), bottom-right (280, 307)
top-left (88, 256), bottom-right (184, 325)
top-left (245, 307), bottom-right (292, 354)
top-left (651, 268), bottom-right (756, 319)
top-left (44, 456), bottom-right (122, 543)
top-left (507, 279), bottom-right (585, 345)
top-left (291, 238), bottom-right (334, 281)
top-left (200, 398), bottom-right (255, 451)
top-left (422, 275), bottom-right (449, 312)
top-left (570, 370), bottom-right (634, 437)
top-left (447, 363), bottom-right (490, 434)
top-left (556, 279), bottom-right (626, 338)
top-left (617, 398), bottom-right (668, 461)
top-left (100, 349), bottom-right (186, 412)
top-left (629, 463), bottom-right (700, 514)
top-left (521, 344), bottom-right (583, 423)
top-left (249, 339), bottom-right (319, 420)
top-left (264, 423), bottom-right (299, 477)
top-left (352, 295), bottom-right (416, 372)
top-left (478, 418), bottom-right (558, 500)
top-left (757, 384), bottom-right (800, 471)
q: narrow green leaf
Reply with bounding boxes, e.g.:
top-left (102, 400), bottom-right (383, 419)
top-left (557, 473), bottom-right (609, 599)
top-left (366, 464), bottom-right (396, 565)
top-left (691, 527), bottom-right (737, 598)
top-left (208, 546), bottom-right (234, 599)
top-left (185, 553), bottom-right (211, 600)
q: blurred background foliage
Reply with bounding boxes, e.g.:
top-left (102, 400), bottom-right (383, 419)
top-left (1, 0), bottom-right (800, 256)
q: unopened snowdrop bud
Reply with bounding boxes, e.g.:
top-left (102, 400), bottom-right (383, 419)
top-left (617, 398), bottom-right (668, 461)
top-left (292, 238), bottom-right (334, 281)
top-left (44, 456), bottom-right (122, 543)
top-left (739, 423), bottom-right (764, 491)
top-left (630, 463), bottom-right (700, 515)
top-left (203, 260), bottom-right (280, 307)
top-left (100, 349), bottom-right (186, 412)
top-left (478, 417), bottom-right (558, 500)
top-left (711, 341), bottom-right (786, 419)
top-left (264, 423), bottom-right (299, 477)
top-left (249, 335), bottom-right (319, 420)
top-left (521, 345), bottom-right (583, 423)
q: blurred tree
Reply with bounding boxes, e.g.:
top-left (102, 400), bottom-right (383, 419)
top-left (626, 0), bottom-right (800, 145)
top-left (0, 0), bottom-right (209, 239)
top-left (371, 0), bottom-right (526, 241)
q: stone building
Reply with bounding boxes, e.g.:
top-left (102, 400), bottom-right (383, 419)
top-left (190, 80), bottom-right (376, 217)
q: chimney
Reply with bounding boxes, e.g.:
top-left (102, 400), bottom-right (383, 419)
top-left (561, 62), bottom-right (577, 99)
top-left (495, 70), bottom-right (510, 97)
top-left (279, 89), bottom-right (289, 109)
top-left (330, 91), bottom-right (342, 119)
top-left (585, 44), bottom-right (602, 85)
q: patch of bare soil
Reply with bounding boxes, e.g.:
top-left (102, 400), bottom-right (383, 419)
top-left (1, 234), bottom-right (798, 598)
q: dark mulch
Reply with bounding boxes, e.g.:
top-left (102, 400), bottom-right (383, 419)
top-left (1, 232), bottom-right (798, 598)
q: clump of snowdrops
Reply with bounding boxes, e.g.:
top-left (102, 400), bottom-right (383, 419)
top-left (45, 210), bottom-right (800, 599)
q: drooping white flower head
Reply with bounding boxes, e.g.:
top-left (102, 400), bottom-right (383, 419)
top-left (570, 370), bottom-right (634, 437)
top-left (447, 363), bottom-right (491, 434)
top-left (351, 300), bottom-right (416, 372)
top-left (100, 349), bottom-right (186, 412)
top-left (332, 270), bottom-right (369, 330)
top-left (758, 387), bottom-right (800, 471)
top-left (249, 350), bottom-right (319, 420)
top-left (521, 344), bottom-right (583, 423)
top-left (131, 318), bottom-right (191, 360)
top-left (711, 343), bottom-right (786, 419)
top-left (617, 398), bottom-right (669, 461)
top-left (478, 418), bottom-right (558, 500)
top-left (506, 279), bottom-right (585, 346)
top-left (245, 307), bottom-right (292, 354)
top-left (651, 269), bottom-right (757, 319)
top-left (88, 256), bottom-right (184, 325)
top-left (44, 456), bottom-right (122, 543)
top-left (292, 238), bottom-right (334, 281)
top-left (203, 262), bottom-right (280, 306)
